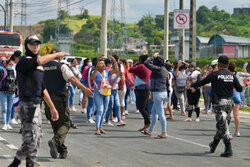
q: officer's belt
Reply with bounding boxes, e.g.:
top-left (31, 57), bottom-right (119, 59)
top-left (20, 97), bottom-right (41, 104)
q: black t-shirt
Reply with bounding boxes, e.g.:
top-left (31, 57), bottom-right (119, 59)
top-left (191, 69), bottom-right (242, 98)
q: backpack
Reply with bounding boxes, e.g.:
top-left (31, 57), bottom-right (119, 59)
top-left (0, 67), bottom-right (8, 88)
top-left (126, 71), bottom-right (135, 87)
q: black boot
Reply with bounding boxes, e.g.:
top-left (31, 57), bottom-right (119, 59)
top-left (209, 139), bottom-right (220, 153)
top-left (8, 157), bottom-right (21, 167)
top-left (26, 157), bottom-right (35, 167)
top-left (221, 139), bottom-right (233, 157)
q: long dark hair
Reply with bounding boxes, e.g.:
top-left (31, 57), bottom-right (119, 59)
top-left (81, 58), bottom-right (90, 73)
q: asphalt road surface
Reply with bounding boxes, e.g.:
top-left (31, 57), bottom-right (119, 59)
top-left (0, 93), bottom-right (250, 167)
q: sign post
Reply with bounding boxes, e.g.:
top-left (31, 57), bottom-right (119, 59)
top-left (42, 44), bottom-right (52, 55)
top-left (174, 9), bottom-right (190, 29)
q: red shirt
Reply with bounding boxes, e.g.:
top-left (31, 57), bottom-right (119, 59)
top-left (129, 64), bottom-right (151, 86)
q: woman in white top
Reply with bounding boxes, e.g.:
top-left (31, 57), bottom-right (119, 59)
top-left (69, 58), bottom-right (82, 112)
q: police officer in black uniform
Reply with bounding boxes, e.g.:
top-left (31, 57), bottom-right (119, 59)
top-left (43, 49), bottom-right (93, 159)
top-left (9, 35), bottom-right (69, 167)
top-left (191, 56), bottom-right (242, 157)
top-left (190, 56), bottom-right (242, 157)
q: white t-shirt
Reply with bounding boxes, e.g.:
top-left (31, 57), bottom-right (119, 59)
top-left (109, 64), bottom-right (125, 89)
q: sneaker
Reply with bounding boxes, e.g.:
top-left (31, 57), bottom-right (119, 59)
top-left (234, 132), bottom-right (240, 137)
top-left (195, 118), bottom-right (200, 122)
top-left (17, 119), bottom-right (21, 124)
top-left (184, 118), bottom-right (192, 122)
top-left (125, 110), bottom-right (129, 115)
top-left (48, 139), bottom-right (58, 159)
top-left (7, 124), bottom-right (13, 130)
top-left (2, 124), bottom-right (7, 130)
top-left (59, 153), bottom-right (67, 159)
top-left (122, 116), bottom-right (126, 120)
top-left (88, 119), bottom-right (95, 124)
top-left (117, 120), bottom-right (126, 126)
top-left (112, 117), bottom-right (118, 123)
top-left (103, 121), bottom-right (114, 127)
top-left (10, 119), bottom-right (18, 125)
top-left (70, 106), bottom-right (76, 112)
top-left (81, 109), bottom-right (87, 114)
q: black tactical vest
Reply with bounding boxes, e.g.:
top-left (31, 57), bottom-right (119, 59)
top-left (43, 61), bottom-right (67, 97)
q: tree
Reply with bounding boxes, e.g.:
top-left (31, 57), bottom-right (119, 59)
top-left (79, 9), bottom-right (90, 19)
top-left (197, 5), bottom-right (211, 25)
top-left (58, 10), bottom-right (69, 20)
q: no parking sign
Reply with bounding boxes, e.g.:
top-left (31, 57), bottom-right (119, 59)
top-left (174, 9), bottom-right (190, 29)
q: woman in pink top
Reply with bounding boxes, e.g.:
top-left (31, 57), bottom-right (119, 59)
top-left (79, 58), bottom-right (92, 112)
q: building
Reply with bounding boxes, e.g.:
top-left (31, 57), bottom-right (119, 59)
top-left (234, 8), bottom-right (250, 15)
top-left (207, 34), bottom-right (250, 58)
top-left (170, 31), bottom-right (209, 60)
top-left (125, 37), bottom-right (147, 54)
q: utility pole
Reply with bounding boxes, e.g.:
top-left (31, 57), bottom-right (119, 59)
top-left (179, 0), bottom-right (185, 61)
top-left (9, 0), bottom-right (13, 32)
top-left (189, 0), bottom-right (196, 65)
top-left (163, 0), bottom-right (169, 60)
top-left (100, 0), bottom-right (108, 58)
top-left (5, 0), bottom-right (9, 29)
top-left (0, 4), bottom-right (6, 30)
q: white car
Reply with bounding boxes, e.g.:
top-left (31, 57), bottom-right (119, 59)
top-left (61, 56), bottom-right (86, 70)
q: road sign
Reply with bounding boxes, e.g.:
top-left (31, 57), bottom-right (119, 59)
top-left (174, 9), bottom-right (190, 29)
top-left (42, 44), bottom-right (52, 55)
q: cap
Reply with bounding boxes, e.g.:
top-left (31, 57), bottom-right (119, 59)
top-left (13, 50), bottom-right (22, 57)
top-left (218, 56), bottom-right (229, 64)
top-left (25, 35), bottom-right (41, 45)
top-left (211, 59), bottom-right (218, 66)
top-left (128, 59), bottom-right (133, 63)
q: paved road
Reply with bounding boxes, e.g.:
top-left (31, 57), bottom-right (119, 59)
top-left (0, 95), bottom-right (250, 167)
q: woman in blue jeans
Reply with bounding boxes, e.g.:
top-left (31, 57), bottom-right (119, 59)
top-left (90, 56), bottom-right (119, 135)
top-left (142, 54), bottom-right (169, 139)
top-left (0, 60), bottom-right (16, 130)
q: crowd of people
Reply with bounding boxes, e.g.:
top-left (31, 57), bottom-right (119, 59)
top-left (0, 35), bottom-right (249, 166)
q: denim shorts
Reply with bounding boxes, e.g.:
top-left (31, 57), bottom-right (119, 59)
top-left (233, 90), bottom-right (241, 105)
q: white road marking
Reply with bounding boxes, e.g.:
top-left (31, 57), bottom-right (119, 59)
top-left (6, 144), bottom-right (18, 150)
top-left (0, 136), bottom-right (5, 141)
top-left (2, 155), bottom-right (13, 161)
top-left (168, 135), bottom-right (210, 149)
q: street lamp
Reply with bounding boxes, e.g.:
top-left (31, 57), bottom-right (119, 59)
top-left (0, 4), bottom-right (7, 30)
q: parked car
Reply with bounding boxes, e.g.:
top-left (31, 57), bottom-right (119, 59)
top-left (61, 56), bottom-right (86, 71)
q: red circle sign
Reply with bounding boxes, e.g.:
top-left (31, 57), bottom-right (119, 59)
top-left (176, 14), bottom-right (188, 25)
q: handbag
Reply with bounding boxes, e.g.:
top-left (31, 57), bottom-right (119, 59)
top-left (176, 86), bottom-right (185, 93)
top-left (98, 71), bottom-right (111, 96)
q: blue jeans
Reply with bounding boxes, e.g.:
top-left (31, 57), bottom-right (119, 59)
top-left (79, 78), bottom-right (88, 103)
top-left (240, 86), bottom-right (245, 106)
top-left (70, 117), bottom-right (74, 126)
top-left (148, 99), bottom-right (154, 115)
top-left (149, 92), bottom-right (168, 133)
top-left (69, 84), bottom-right (77, 106)
top-left (0, 92), bottom-right (15, 124)
top-left (125, 86), bottom-right (131, 111)
top-left (106, 90), bottom-right (122, 122)
top-left (94, 90), bottom-right (110, 128)
top-left (87, 95), bottom-right (94, 119)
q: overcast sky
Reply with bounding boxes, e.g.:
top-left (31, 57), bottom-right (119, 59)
top-left (0, 0), bottom-right (249, 25)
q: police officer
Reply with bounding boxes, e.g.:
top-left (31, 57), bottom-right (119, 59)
top-left (190, 56), bottom-right (242, 157)
top-left (9, 35), bottom-right (69, 167)
top-left (43, 49), bottom-right (93, 159)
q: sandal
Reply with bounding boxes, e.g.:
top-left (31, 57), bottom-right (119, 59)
top-left (95, 131), bottom-right (101, 135)
top-left (166, 117), bottom-right (173, 120)
top-left (141, 129), bottom-right (152, 136)
top-left (138, 127), bottom-right (145, 132)
top-left (100, 129), bottom-right (107, 134)
top-left (154, 135), bottom-right (168, 139)
top-left (71, 124), bottom-right (78, 129)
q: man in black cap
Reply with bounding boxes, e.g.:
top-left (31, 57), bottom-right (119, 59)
top-left (190, 56), bottom-right (242, 157)
top-left (9, 35), bottom-right (69, 167)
